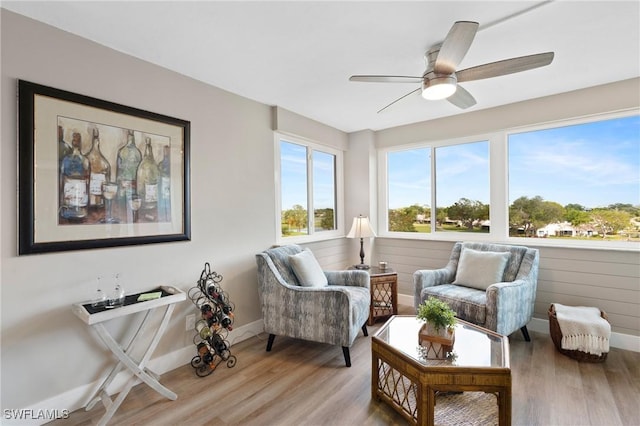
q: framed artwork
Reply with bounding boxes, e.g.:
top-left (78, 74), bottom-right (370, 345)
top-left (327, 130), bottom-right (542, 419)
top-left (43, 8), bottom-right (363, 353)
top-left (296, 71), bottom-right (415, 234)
top-left (18, 80), bottom-right (191, 255)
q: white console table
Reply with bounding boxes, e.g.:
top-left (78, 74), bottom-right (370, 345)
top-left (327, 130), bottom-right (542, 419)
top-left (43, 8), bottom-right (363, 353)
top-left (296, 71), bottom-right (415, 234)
top-left (72, 285), bottom-right (186, 426)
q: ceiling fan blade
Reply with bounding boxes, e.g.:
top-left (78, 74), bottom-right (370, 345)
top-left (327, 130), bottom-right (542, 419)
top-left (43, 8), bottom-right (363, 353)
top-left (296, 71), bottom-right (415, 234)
top-left (434, 21), bottom-right (479, 74)
top-left (456, 52), bottom-right (554, 83)
top-left (377, 87), bottom-right (421, 113)
top-left (350, 75), bottom-right (422, 83)
top-left (447, 85), bottom-right (476, 109)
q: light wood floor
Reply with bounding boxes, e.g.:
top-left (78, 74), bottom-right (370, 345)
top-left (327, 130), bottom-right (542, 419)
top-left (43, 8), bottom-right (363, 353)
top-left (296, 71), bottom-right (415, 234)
top-left (50, 306), bottom-right (640, 426)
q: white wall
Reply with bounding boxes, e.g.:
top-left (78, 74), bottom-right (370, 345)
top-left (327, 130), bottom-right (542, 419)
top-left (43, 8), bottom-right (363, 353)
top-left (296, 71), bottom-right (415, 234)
top-left (0, 10), bottom-right (350, 413)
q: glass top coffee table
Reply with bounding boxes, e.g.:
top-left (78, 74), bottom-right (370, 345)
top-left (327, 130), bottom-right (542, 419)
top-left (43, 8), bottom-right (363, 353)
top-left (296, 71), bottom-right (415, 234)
top-left (372, 315), bottom-right (511, 425)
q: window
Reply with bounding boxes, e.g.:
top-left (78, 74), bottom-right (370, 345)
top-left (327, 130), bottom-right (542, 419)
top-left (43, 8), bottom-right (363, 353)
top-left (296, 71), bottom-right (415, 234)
top-left (508, 114), bottom-right (640, 244)
top-left (380, 111), bottom-right (639, 248)
top-left (385, 139), bottom-right (490, 235)
top-left (387, 148), bottom-right (430, 232)
top-left (435, 141), bottom-right (490, 233)
top-left (276, 135), bottom-right (342, 241)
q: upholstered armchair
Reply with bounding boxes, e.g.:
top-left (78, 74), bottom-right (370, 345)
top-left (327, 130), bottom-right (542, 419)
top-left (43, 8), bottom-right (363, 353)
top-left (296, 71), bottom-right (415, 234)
top-left (255, 244), bottom-right (370, 367)
top-left (414, 242), bottom-right (539, 340)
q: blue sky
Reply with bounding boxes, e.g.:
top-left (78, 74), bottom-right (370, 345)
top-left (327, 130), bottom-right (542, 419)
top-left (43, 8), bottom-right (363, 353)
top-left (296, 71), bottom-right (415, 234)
top-left (280, 141), bottom-right (335, 210)
top-left (388, 115), bottom-right (640, 210)
top-left (509, 115), bottom-right (640, 209)
top-left (282, 114), bottom-right (640, 212)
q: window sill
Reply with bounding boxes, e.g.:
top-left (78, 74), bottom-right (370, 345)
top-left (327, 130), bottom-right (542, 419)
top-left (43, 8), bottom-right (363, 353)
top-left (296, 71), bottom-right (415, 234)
top-left (377, 232), bottom-right (640, 252)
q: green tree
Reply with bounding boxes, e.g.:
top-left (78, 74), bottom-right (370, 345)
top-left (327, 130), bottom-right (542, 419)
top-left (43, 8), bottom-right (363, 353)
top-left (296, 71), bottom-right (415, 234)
top-left (565, 203), bottom-right (586, 212)
top-left (590, 208), bottom-right (631, 238)
top-left (540, 201), bottom-right (566, 226)
top-left (282, 204), bottom-right (307, 233)
top-left (315, 208), bottom-right (335, 231)
top-left (565, 207), bottom-right (591, 227)
top-left (447, 198), bottom-right (489, 230)
top-left (436, 207), bottom-right (448, 227)
top-left (388, 207), bottom-right (416, 232)
top-left (509, 196), bottom-right (565, 236)
top-left (607, 203), bottom-right (640, 217)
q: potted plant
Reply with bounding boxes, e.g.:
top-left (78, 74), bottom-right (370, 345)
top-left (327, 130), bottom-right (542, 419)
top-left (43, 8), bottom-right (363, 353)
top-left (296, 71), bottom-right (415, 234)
top-left (417, 297), bottom-right (456, 351)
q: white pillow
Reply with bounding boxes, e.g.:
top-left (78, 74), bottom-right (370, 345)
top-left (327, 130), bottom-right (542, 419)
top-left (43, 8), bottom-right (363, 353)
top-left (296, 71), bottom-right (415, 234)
top-left (453, 248), bottom-right (511, 290)
top-left (289, 249), bottom-right (328, 287)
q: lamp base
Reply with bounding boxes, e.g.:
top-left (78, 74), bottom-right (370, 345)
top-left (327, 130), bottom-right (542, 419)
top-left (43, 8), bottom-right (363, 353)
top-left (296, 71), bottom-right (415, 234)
top-left (353, 264), bottom-right (370, 270)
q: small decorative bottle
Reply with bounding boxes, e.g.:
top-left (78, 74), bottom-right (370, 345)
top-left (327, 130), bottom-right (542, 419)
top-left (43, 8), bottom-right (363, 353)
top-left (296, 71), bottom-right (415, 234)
top-left (136, 137), bottom-right (160, 220)
top-left (87, 128), bottom-right (111, 210)
top-left (157, 145), bottom-right (171, 222)
top-left (106, 274), bottom-right (125, 308)
top-left (60, 132), bottom-right (90, 220)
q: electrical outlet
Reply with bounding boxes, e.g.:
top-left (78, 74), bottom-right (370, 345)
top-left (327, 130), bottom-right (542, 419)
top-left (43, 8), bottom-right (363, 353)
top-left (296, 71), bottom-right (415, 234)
top-left (185, 314), bottom-right (196, 331)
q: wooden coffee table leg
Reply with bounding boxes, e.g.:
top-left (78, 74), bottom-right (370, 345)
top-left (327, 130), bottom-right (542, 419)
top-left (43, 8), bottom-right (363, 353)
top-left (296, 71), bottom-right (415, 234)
top-left (497, 388), bottom-right (511, 425)
top-left (424, 386), bottom-right (436, 426)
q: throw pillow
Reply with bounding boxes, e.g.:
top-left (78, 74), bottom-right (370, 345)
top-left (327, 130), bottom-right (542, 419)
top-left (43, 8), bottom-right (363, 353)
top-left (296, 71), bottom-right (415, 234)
top-left (453, 247), bottom-right (511, 290)
top-left (289, 249), bottom-right (328, 287)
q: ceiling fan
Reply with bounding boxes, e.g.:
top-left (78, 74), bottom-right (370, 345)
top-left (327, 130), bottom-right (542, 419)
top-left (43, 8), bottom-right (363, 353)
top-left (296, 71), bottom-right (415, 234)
top-left (349, 21), bottom-right (554, 113)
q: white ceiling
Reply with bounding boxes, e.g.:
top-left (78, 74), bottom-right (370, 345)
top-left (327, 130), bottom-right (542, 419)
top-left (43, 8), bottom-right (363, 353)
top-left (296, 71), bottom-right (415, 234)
top-left (3, 1), bottom-right (639, 133)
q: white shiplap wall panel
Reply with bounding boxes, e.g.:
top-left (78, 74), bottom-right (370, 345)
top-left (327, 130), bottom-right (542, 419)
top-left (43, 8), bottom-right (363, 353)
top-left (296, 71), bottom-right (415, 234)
top-left (305, 239), bottom-right (351, 271)
top-left (372, 238), bottom-right (639, 337)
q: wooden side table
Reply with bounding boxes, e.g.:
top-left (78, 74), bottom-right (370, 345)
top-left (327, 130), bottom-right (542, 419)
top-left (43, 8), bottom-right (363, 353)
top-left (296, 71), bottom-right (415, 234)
top-left (368, 266), bottom-right (398, 326)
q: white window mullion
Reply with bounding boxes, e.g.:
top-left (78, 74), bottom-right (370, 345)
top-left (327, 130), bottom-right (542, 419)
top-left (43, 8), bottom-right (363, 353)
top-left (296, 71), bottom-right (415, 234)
top-left (306, 147), bottom-right (314, 234)
top-left (489, 132), bottom-right (509, 241)
top-left (430, 146), bottom-right (437, 235)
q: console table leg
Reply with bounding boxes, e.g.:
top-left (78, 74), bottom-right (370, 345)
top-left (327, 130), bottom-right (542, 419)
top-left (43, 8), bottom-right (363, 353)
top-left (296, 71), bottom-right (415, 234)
top-left (85, 310), bottom-right (154, 411)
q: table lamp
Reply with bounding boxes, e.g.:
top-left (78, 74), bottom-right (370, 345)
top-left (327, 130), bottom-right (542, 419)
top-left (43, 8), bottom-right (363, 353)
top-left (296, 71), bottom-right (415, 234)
top-left (347, 215), bottom-right (376, 269)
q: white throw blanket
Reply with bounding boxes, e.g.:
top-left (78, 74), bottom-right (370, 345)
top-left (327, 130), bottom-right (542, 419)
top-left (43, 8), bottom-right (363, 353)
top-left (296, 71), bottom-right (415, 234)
top-left (554, 303), bottom-right (610, 356)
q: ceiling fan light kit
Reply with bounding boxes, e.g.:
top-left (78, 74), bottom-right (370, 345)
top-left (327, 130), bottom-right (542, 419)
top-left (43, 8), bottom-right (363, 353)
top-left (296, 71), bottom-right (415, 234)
top-left (350, 20), bottom-right (554, 112)
top-left (421, 74), bottom-right (457, 100)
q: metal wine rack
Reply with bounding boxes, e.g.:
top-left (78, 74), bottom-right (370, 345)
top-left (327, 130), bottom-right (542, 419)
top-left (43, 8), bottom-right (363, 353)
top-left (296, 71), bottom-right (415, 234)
top-left (188, 262), bottom-right (237, 377)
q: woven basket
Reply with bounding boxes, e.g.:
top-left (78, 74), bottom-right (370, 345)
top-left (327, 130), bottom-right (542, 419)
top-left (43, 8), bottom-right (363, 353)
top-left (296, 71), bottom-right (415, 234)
top-left (548, 304), bottom-right (608, 362)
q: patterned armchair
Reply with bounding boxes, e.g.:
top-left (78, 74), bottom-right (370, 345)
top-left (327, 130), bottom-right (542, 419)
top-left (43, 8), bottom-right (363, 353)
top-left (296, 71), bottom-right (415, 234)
top-left (255, 244), bottom-right (370, 367)
top-left (414, 242), bottom-right (539, 340)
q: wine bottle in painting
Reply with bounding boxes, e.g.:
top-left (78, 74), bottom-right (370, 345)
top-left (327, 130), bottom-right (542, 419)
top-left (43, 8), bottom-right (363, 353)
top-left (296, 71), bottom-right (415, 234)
top-left (136, 137), bottom-right (160, 221)
top-left (87, 127), bottom-right (111, 210)
top-left (58, 125), bottom-right (72, 165)
top-left (116, 129), bottom-right (141, 221)
top-left (58, 125), bottom-right (72, 212)
top-left (60, 132), bottom-right (90, 220)
top-left (158, 145), bottom-right (171, 222)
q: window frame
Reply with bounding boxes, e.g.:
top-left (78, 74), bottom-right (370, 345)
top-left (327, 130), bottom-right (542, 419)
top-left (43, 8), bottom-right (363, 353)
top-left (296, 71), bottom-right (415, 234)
top-left (378, 109), bottom-right (640, 250)
top-left (379, 133), bottom-right (500, 242)
top-left (275, 132), bottom-right (344, 244)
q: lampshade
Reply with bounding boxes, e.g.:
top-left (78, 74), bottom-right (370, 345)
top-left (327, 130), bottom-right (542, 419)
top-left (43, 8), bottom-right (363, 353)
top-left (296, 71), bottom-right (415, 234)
top-left (422, 75), bottom-right (457, 100)
top-left (347, 215), bottom-right (376, 239)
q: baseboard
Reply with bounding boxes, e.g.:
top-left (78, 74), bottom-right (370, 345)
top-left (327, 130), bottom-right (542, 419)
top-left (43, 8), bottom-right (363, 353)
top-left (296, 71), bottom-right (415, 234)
top-left (400, 293), bottom-right (639, 353)
top-left (13, 319), bottom-right (264, 426)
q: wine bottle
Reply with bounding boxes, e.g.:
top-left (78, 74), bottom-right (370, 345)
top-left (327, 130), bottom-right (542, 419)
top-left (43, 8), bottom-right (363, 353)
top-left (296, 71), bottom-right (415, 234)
top-left (116, 130), bottom-right (142, 208)
top-left (158, 145), bottom-right (171, 222)
top-left (58, 125), bottom-right (72, 211)
top-left (58, 125), bottom-right (72, 165)
top-left (136, 137), bottom-right (160, 220)
top-left (87, 128), bottom-right (111, 210)
top-left (60, 132), bottom-right (90, 220)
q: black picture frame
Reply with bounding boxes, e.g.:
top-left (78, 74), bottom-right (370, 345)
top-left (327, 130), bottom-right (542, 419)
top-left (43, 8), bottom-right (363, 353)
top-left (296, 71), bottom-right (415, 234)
top-left (18, 80), bottom-right (191, 255)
